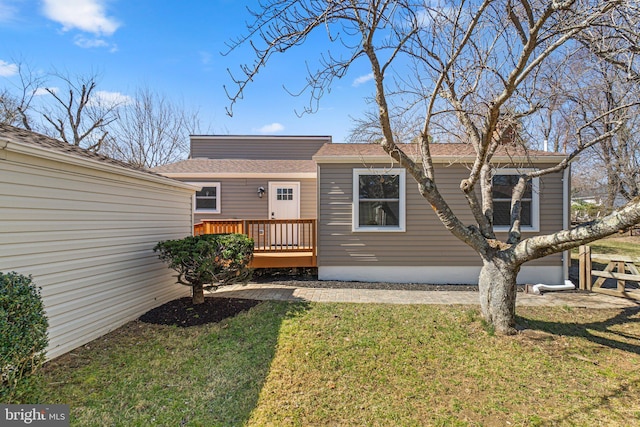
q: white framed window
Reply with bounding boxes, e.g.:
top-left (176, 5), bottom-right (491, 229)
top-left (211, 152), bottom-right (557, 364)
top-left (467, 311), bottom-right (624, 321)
top-left (492, 169), bottom-right (539, 232)
top-left (191, 182), bottom-right (221, 213)
top-left (353, 168), bottom-right (406, 232)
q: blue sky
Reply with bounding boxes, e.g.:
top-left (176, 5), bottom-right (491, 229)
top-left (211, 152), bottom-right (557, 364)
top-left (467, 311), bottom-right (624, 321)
top-left (0, 0), bottom-right (377, 142)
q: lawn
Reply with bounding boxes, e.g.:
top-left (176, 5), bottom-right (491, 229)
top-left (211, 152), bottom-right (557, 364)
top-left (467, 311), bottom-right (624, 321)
top-left (31, 300), bottom-right (640, 426)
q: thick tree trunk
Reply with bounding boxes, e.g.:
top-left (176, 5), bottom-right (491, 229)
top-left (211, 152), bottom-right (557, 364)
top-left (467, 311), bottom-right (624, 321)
top-left (192, 284), bottom-right (205, 304)
top-left (478, 257), bottom-right (520, 335)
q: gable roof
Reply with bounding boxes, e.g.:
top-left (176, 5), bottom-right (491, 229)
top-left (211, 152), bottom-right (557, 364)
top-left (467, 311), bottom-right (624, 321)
top-left (151, 158), bottom-right (317, 178)
top-left (313, 142), bottom-right (566, 163)
top-left (0, 124), bottom-right (196, 190)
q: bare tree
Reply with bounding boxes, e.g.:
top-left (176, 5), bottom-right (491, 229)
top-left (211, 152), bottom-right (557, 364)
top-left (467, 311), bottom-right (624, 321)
top-left (40, 71), bottom-right (120, 151)
top-left (0, 60), bottom-right (46, 130)
top-left (103, 87), bottom-right (199, 168)
top-left (226, 0), bottom-right (640, 334)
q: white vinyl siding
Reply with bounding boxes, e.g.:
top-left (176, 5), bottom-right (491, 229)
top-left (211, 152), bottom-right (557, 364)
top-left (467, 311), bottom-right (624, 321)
top-left (353, 168), bottom-right (406, 232)
top-left (0, 147), bottom-right (193, 360)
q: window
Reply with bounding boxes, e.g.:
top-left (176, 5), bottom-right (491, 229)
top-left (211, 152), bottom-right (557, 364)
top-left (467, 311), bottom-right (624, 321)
top-left (192, 183), bottom-right (221, 213)
top-left (492, 170), bottom-right (539, 231)
top-left (277, 187), bottom-right (293, 201)
top-left (353, 168), bottom-right (406, 232)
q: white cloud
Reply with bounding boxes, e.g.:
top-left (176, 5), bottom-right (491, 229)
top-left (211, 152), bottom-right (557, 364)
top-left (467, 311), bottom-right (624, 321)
top-left (352, 73), bottom-right (374, 87)
top-left (0, 59), bottom-right (18, 77)
top-left (0, 1), bottom-right (19, 23)
top-left (199, 51), bottom-right (212, 65)
top-left (34, 87), bottom-right (57, 96)
top-left (42, 0), bottom-right (120, 36)
top-left (74, 35), bottom-right (108, 48)
top-left (257, 122), bottom-right (284, 133)
top-left (73, 35), bottom-right (118, 51)
top-left (90, 90), bottom-right (133, 107)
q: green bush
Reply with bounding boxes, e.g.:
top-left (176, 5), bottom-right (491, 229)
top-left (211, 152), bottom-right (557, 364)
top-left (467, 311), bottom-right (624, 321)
top-left (1, 272), bottom-right (49, 403)
top-left (154, 233), bottom-right (254, 304)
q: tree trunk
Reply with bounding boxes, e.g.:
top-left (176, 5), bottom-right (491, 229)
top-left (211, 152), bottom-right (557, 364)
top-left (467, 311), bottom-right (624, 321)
top-left (478, 257), bottom-right (520, 335)
top-left (192, 284), bottom-right (205, 304)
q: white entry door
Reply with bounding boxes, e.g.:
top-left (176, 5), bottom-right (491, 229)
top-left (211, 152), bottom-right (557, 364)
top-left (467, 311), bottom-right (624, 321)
top-left (269, 182), bottom-right (300, 246)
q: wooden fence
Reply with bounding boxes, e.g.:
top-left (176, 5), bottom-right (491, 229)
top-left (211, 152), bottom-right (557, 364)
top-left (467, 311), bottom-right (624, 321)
top-left (578, 245), bottom-right (640, 300)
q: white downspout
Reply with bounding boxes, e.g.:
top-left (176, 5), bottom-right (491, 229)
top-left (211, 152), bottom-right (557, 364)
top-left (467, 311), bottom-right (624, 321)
top-left (562, 166), bottom-right (570, 283)
top-left (532, 280), bottom-right (576, 295)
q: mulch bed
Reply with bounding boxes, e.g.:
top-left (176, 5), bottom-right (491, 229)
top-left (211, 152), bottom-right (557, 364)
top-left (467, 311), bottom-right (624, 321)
top-left (139, 297), bottom-right (261, 327)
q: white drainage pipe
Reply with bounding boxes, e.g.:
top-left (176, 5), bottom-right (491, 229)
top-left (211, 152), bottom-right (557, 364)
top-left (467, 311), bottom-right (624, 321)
top-left (532, 280), bottom-right (576, 295)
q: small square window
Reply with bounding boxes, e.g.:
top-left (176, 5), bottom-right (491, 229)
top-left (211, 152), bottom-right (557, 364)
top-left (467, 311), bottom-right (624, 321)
top-left (277, 188), bottom-right (294, 201)
top-left (191, 182), bottom-right (221, 213)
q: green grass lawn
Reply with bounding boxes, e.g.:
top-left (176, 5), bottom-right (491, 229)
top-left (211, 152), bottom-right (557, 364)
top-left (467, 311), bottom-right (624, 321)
top-left (572, 235), bottom-right (640, 258)
top-left (30, 301), bottom-right (640, 426)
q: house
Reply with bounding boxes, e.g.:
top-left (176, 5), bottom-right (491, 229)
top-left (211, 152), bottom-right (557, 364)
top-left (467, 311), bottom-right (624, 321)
top-left (152, 135), bottom-right (330, 268)
top-left (154, 135), bottom-right (570, 285)
top-left (0, 124), bottom-right (194, 359)
top-left (152, 135), bottom-right (329, 223)
top-left (313, 143), bottom-right (570, 285)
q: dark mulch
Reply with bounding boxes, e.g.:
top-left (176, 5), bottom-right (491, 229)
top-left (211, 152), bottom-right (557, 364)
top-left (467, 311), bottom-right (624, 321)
top-left (139, 297), bottom-right (261, 327)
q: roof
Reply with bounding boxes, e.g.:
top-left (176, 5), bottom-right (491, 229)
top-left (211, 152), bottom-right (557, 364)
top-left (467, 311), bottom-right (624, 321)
top-left (151, 158), bottom-right (317, 178)
top-left (0, 124), bottom-right (196, 191)
top-left (0, 124), bottom-right (150, 172)
top-left (313, 143), bottom-right (566, 163)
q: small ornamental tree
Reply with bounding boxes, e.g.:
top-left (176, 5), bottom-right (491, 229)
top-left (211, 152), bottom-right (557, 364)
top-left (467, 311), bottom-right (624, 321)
top-left (154, 234), bottom-right (254, 304)
top-left (1, 272), bottom-right (49, 403)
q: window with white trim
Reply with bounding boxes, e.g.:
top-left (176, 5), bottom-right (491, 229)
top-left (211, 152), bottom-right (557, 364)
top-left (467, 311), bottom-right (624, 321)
top-left (192, 183), bottom-right (221, 213)
top-left (492, 170), bottom-right (539, 231)
top-left (353, 168), bottom-right (406, 232)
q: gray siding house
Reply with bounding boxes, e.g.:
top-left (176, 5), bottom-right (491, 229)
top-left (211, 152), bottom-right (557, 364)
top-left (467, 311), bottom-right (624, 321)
top-left (0, 124), bottom-right (194, 359)
top-left (153, 135), bottom-right (330, 223)
top-left (154, 135), bottom-right (570, 285)
top-left (313, 143), bottom-right (569, 285)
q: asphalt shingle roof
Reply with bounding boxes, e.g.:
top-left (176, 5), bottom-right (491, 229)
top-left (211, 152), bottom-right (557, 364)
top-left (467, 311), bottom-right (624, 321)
top-left (0, 124), bottom-right (154, 174)
top-left (151, 158), bottom-right (317, 174)
top-left (313, 142), bottom-right (562, 158)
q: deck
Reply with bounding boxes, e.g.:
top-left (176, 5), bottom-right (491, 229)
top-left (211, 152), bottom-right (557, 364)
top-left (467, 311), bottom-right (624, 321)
top-left (194, 219), bottom-right (317, 268)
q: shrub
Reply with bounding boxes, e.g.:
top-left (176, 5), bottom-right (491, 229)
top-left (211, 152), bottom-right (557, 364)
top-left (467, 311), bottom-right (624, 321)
top-left (0, 272), bottom-right (49, 403)
top-left (154, 233), bottom-right (254, 304)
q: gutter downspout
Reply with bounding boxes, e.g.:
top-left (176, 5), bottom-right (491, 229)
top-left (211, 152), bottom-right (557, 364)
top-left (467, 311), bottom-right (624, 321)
top-left (532, 280), bottom-right (576, 295)
top-left (562, 166), bottom-right (570, 283)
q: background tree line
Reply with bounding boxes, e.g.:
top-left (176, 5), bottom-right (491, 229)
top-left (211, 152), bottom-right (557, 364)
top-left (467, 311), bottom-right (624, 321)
top-left (0, 61), bottom-right (200, 168)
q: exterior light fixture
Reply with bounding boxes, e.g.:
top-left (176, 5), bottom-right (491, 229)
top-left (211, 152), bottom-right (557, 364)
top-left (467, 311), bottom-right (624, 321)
top-left (257, 186), bottom-right (265, 198)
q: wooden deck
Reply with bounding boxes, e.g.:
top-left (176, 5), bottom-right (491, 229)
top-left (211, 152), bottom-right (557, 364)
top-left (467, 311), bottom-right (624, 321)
top-left (194, 219), bottom-right (317, 268)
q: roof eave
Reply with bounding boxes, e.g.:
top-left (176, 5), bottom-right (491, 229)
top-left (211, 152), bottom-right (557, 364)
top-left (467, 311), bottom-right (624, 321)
top-left (312, 154), bottom-right (567, 164)
top-left (1, 138), bottom-right (199, 192)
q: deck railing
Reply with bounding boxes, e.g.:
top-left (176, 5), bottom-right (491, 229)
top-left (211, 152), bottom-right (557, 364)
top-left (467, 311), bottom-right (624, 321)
top-left (194, 218), bottom-right (317, 254)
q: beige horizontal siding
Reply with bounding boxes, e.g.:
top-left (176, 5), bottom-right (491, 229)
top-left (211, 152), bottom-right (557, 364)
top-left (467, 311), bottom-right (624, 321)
top-left (190, 177), bottom-right (316, 223)
top-left (0, 150), bottom-right (193, 359)
top-left (318, 162), bottom-right (563, 268)
top-left (190, 137), bottom-right (328, 160)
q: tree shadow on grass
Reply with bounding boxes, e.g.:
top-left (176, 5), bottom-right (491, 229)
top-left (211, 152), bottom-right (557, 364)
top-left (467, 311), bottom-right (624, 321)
top-left (39, 298), bottom-right (310, 426)
top-left (517, 306), bottom-right (640, 355)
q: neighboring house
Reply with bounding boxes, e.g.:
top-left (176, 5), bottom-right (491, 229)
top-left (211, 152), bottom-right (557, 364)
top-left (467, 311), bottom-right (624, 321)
top-left (0, 124), bottom-right (195, 359)
top-left (155, 135), bottom-right (570, 285)
top-left (152, 135), bottom-right (330, 223)
top-left (313, 143), bottom-right (570, 285)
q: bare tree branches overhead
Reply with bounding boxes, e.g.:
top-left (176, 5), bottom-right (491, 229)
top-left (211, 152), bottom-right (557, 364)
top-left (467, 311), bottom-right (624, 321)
top-left (40, 71), bottom-right (120, 152)
top-left (227, 0), bottom-right (640, 333)
top-left (102, 87), bottom-right (200, 168)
